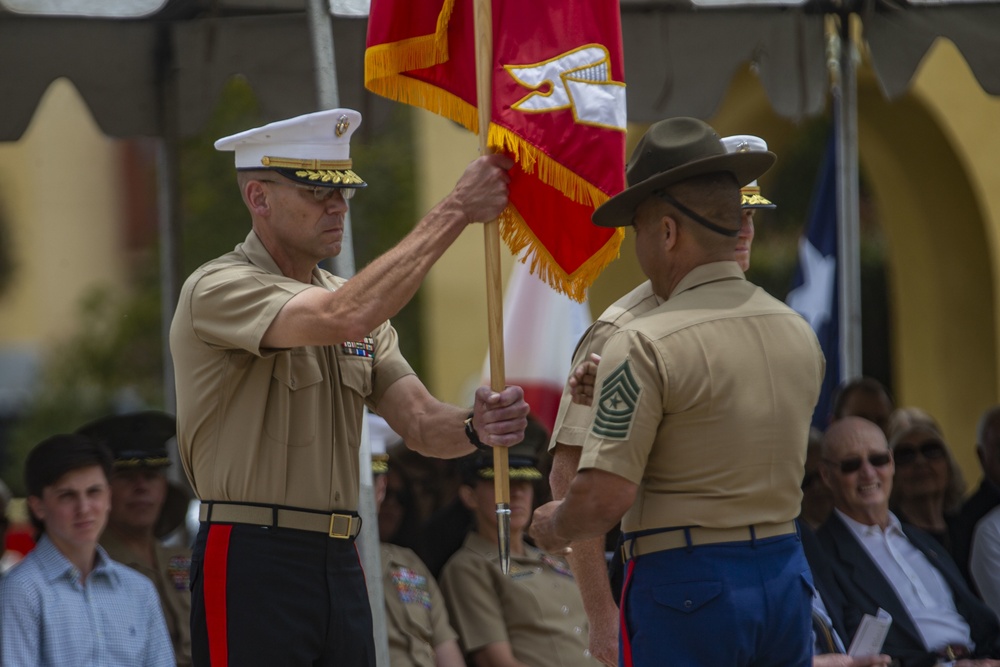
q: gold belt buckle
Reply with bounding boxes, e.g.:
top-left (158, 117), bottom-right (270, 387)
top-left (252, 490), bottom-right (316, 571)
top-left (328, 513), bottom-right (355, 539)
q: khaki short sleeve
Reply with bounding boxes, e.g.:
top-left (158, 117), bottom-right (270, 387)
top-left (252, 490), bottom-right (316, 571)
top-left (439, 548), bottom-right (508, 653)
top-left (578, 330), bottom-right (664, 485)
top-left (188, 268), bottom-right (312, 356)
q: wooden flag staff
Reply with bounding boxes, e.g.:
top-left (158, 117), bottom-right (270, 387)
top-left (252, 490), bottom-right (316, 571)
top-left (473, 0), bottom-right (512, 575)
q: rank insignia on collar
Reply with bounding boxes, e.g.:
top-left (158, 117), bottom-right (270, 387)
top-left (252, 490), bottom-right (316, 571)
top-left (341, 336), bottom-right (375, 359)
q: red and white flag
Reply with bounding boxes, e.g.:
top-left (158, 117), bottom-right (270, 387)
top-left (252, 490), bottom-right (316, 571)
top-left (365, 0), bottom-right (627, 301)
top-left (482, 258), bottom-right (592, 432)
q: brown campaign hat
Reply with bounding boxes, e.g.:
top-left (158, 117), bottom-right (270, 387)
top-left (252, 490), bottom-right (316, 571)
top-left (592, 117), bottom-right (775, 228)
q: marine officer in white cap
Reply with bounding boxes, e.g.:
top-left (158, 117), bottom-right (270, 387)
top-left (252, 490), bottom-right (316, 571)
top-left (169, 108), bottom-right (530, 667)
top-left (722, 134), bottom-right (776, 273)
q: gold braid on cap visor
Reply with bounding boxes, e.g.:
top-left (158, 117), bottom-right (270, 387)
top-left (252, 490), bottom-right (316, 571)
top-left (260, 156), bottom-right (365, 185)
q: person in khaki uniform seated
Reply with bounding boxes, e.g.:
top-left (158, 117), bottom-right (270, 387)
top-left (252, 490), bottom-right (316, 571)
top-left (169, 108), bottom-right (529, 667)
top-left (546, 133), bottom-right (778, 666)
top-left (441, 419), bottom-right (595, 667)
top-left (531, 117), bottom-right (825, 667)
top-left (78, 411), bottom-right (193, 667)
top-left (367, 414), bottom-right (465, 667)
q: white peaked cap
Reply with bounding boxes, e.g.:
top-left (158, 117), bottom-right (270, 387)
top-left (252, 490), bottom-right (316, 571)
top-left (722, 134), bottom-right (776, 209)
top-left (214, 108), bottom-right (366, 188)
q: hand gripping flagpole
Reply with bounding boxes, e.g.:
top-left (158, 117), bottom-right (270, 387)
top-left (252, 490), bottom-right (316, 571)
top-left (473, 0), bottom-right (512, 575)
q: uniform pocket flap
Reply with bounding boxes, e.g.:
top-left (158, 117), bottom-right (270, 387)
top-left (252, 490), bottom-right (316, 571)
top-left (651, 580), bottom-right (723, 614)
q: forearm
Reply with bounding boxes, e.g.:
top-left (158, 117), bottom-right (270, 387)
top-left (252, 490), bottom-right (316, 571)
top-left (330, 198), bottom-right (469, 338)
top-left (434, 639), bottom-right (468, 667)
top-left (555, 471), bottom-right (633, 544)
top-left (378, 378), bottom-right (528, 458)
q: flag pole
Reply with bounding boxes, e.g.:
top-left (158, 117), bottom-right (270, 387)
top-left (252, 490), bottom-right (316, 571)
top-left (473, 0), bottom-right (512, 575)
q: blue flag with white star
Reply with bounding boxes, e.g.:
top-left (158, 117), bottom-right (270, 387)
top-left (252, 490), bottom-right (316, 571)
top-left (787, 132), bottom-right (838, 429)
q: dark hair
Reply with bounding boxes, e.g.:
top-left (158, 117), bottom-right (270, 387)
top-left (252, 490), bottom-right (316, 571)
top-left (831, 377), bottom-right (893, 419)
top-left (25, 434), bottom-right (114, 532)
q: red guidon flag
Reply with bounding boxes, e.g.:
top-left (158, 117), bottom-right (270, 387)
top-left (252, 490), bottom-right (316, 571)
top-left (365, 0), bottom-right (627, 301)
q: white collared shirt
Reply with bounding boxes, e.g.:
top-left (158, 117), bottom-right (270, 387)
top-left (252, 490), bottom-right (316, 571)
top-left (837, 509), bottom-right (973, 653)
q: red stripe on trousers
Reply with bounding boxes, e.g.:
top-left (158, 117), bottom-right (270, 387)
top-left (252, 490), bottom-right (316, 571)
top-left (205, 524), bottom-right (233, 667)
top-left (620, 558), bottom-right (636, 667)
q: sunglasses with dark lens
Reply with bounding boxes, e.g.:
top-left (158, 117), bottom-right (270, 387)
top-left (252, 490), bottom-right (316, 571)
top-left (892, 440), bottom-right (947, 467)
top-left (259, 179), bottom-right (356, 201)
top-left (824, 452), bottom-right (893, 474)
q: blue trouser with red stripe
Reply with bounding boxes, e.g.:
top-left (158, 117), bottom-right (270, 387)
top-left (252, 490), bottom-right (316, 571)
top-left (190, 522), bottom-right (375, 667)
top-left (619, 533), bottom-right (813, 667)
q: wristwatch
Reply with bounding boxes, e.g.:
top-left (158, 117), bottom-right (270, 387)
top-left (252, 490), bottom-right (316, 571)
top-left (464, 412), bottom-right (490, 451)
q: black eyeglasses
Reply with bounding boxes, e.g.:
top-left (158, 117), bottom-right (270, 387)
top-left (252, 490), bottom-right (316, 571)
top-left (258, 179), bottom-right (355, 201)
top-left (893, 440), bottom-right (947, 467)
top-left (823, 452), bottom-right (892, 474)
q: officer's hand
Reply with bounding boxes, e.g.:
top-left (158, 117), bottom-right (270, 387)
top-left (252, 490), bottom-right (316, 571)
top-left (471, 385), bottom-right (529, 447)
top-left (450, 154), bottom-right (514, 225)
top-left (568, 353), bottom-right (601, 406)
top-left (528, 500), bottom-right (572, 554)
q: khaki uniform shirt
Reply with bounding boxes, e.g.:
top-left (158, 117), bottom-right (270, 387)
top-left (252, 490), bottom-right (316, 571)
top-left (549, 280), bottom-right (660, 452)
top-left (381, 543), bottom-right (457, 667)
top-left (100, 532), bottom-right (192, 667)
top-left (579, 262), bottom-right (825, 532)
top-left (170, 230), bottom-right (414, 511)
top-left (440, 532), bottom-right (595, 666)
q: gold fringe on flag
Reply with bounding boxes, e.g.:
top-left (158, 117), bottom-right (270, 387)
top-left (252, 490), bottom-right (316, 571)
top-left (364, 0), bottom-right (625, 301)
top-left (498, 205), bottom-right (623, 303)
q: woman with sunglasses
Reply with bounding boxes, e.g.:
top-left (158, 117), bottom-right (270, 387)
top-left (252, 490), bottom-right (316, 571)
top-left (888, 407), bottom-right (967, 552)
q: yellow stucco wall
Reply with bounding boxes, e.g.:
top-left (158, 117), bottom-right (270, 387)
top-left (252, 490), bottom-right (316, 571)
top-left (0, 79), bottom-right (126, 347)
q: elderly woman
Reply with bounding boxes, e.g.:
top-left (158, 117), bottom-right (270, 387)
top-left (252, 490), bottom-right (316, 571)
top-left (887, 407), bottom-right (966, 550)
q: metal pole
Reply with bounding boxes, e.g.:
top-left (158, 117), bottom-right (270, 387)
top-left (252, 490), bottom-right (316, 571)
top-left (835, 13), bottom-right (862, 381)
top-left (305, 2), bottom-right (387, 665)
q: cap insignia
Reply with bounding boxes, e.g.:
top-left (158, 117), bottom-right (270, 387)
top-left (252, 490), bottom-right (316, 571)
top-left (335, 114), bottom-right (350, 137)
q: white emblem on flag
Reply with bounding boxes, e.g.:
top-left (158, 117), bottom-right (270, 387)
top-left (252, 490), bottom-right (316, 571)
top-left (505, 45), bottom-right (626, 131)
top-left (786, 237), bottom-right (836, 331)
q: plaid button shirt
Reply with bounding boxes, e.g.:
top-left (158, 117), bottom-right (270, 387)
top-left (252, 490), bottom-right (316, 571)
top-left (0, 535), bottom-right (174, 667)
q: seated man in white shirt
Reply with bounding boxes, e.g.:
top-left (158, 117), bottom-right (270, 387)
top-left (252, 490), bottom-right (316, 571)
top-left (817, 417), bottom-right (1000, 667)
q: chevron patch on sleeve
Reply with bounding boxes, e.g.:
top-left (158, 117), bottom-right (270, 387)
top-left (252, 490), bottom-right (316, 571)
top-left (592, 359), bottom-right (641, 439)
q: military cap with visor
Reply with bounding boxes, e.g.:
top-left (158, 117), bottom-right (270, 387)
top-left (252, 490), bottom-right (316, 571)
top-left (76, 410), bottom-right (190, 538)
top-left (214, 108), bottom-right (367, 198)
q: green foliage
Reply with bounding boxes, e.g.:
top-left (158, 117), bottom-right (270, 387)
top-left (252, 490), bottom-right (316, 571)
top-left (348, 104), bottom-right (422, 375)
top-left (2, 273), bottom-right (164, 495)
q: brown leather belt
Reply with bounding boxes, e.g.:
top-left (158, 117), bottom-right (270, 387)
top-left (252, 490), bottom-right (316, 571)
top-left (199, 501), bottom-right (361, 539)
top-left (621, 521), bottom-right (797, 561)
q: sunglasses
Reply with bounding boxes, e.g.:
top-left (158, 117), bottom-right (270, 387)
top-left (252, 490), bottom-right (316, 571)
top-left (258, 179), bottom-right (356, 201)
top-left (892, 440), bottom-right (947, 467)
top-left (823, 452), bottom-right (892, 475)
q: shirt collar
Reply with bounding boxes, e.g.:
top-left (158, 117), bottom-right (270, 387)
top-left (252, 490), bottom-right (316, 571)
top-left (668, 261), bottom-right (745, 300)
top-left (33, 535), bottom-right (120, 587)
top-left (240, 229), bottom-right (329, 287)
top-left (836, 508), bottom-right (904, 540)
